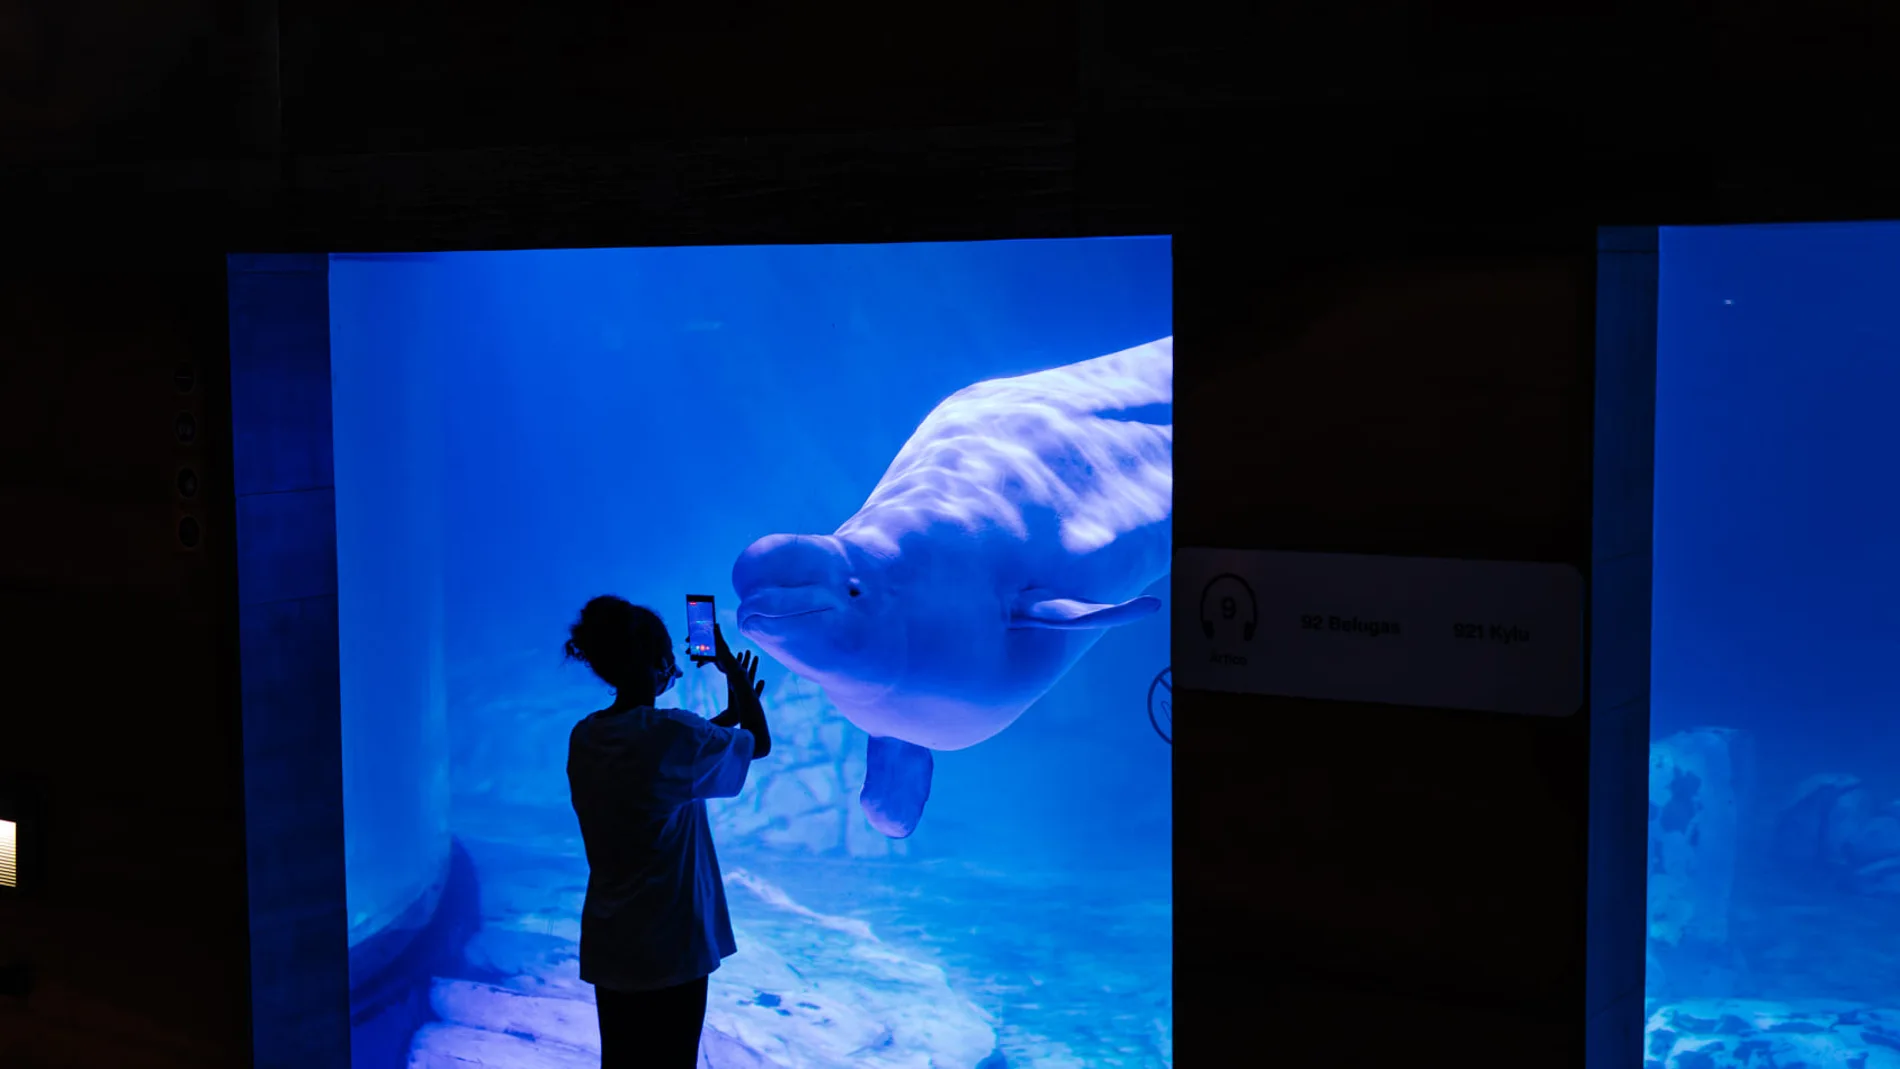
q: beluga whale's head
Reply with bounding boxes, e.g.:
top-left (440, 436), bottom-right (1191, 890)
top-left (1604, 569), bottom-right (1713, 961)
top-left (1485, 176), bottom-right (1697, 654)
top-left (732, 533), bottom-right (903, 704)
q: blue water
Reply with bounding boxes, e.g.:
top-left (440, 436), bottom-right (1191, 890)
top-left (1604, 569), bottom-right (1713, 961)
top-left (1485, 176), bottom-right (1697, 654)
top-left (1645, 223), bottom-right (1900, 1067)
top-left (328, 238), bottom-right (1174, 1068)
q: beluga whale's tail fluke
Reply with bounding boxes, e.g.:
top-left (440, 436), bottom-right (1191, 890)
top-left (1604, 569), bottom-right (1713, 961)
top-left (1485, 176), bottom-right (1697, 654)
top-left (733, 335), bottom-right (1173, 837)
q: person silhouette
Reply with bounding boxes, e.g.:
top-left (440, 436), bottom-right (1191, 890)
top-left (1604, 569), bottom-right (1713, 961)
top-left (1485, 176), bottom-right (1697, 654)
top-left (562, 595), bottom-right (772, 1068)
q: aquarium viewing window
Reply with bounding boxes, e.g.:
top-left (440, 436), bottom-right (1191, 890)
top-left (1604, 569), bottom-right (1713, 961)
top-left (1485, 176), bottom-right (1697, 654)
top-left (227, 239), bottom-right (1174, 1069)
top-left (1642, 221), bottom-right (1900, 1068)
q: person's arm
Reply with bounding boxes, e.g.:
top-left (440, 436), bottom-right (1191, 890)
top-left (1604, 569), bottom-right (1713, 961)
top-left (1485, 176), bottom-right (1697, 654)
top-left (678, 718), bottom-right (756, 800)
top-left (731, 689), bottom-right (770, 759)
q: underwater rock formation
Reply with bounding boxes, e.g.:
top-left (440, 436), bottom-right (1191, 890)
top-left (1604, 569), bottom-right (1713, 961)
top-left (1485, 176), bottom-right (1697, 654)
top-left (1647, 727), bottom-right (1750, 1000)
top-left (705, 869), bottom-right (998, 1068)
top-left (1644, 999), bottom-right (1900, 1069)
top-left (673, 666), bottom-right (909, 862)
top-left (1776, 773), bottom-right (1870, 873)
top-left (1773, 773), bottom-right (1900, 896)
top-left (408, 839), bottom-right (998, 1069)
top-left (448, 647), bottom-right (593, 812)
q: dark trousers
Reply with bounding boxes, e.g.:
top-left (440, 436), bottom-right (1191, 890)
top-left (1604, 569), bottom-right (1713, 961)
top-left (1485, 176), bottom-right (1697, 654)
top-left (595, 976), bottom-right (709, 1068)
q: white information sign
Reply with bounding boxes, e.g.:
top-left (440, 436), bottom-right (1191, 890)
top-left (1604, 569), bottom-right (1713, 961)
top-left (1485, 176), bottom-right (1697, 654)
top-left (1173, 547), bottom-right (1586, 717)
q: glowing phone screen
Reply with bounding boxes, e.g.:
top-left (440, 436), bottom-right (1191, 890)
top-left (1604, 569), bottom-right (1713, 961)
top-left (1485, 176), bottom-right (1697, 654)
top-left (686, 596), bottom-right (716, 660)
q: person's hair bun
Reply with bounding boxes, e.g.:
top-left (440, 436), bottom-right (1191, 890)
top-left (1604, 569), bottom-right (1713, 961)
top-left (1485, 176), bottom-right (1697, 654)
top-left (564, 595), bottom-right (671, 691)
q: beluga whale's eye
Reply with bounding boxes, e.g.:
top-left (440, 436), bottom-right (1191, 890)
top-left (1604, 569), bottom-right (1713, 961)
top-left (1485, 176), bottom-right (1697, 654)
top-left (849, 585), bottom-right (861, 597)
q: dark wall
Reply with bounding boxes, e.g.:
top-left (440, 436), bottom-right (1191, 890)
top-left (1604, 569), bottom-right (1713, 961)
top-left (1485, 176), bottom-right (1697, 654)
top-left (1176, 240), bottom-right (1603, 1063)
top-left (0, 262), bottom-right (252, 1067)
top-left (0, 3), bottom-right (1895, 1068)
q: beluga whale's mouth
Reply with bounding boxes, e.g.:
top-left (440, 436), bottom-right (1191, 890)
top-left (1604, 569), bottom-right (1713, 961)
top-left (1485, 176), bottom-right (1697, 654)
top-left (736, 586), bottom-right (847, 639)
top-left (740, 606), bottom-right (835, 628)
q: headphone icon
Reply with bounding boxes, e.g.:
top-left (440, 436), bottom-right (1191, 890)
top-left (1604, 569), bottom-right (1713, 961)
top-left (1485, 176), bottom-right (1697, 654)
top-left (1198, 573), bottom-right (1259, 642)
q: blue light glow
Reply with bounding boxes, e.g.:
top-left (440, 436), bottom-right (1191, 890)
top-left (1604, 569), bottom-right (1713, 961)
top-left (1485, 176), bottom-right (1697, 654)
top-left (1647, 222), bottom-right (1900, 1066)
top-left (326, 238), bottom-right (1174, 1068)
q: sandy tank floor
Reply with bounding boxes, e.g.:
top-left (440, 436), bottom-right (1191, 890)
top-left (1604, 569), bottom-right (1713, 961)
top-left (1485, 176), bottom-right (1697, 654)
top-left (406, 813), bottom-right (1172, 1069)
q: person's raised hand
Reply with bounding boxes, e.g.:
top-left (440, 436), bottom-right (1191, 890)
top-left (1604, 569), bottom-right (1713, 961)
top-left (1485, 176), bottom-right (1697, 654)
top-left (711, 624), bottom-right (765, 709)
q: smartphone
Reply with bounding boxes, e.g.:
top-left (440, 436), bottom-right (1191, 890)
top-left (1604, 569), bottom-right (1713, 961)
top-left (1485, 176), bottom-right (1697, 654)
top-left (686, 595), bottom-right (716, 664)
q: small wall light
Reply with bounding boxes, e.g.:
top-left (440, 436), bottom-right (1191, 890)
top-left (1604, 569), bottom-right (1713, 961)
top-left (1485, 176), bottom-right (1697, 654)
top-left (0, 790), bottom-right (32, 896)
top-left (0, 817), bottom-right (15, 889)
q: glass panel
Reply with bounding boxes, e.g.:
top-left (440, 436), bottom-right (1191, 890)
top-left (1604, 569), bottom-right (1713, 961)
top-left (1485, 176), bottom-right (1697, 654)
top-left (328, 239), bottom-right (1175, 1069)
top-left (1649, 222), bottom-right (1900, 1065)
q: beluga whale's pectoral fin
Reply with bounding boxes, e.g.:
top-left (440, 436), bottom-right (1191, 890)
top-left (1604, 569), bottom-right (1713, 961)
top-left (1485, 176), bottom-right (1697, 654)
top-left (1008, 589), bottom-right (1163, 630)
top-left (860, 736), bottom-right (934, 839)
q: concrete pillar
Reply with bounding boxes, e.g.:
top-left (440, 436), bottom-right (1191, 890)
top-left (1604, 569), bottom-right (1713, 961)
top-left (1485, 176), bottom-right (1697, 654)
top-left (1174, 227), bottom-right (1653, 1067)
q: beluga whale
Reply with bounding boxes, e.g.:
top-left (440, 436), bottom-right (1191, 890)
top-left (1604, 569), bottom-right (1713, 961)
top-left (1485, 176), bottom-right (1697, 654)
top-left (733, 336), bottom-right (1172, 838)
